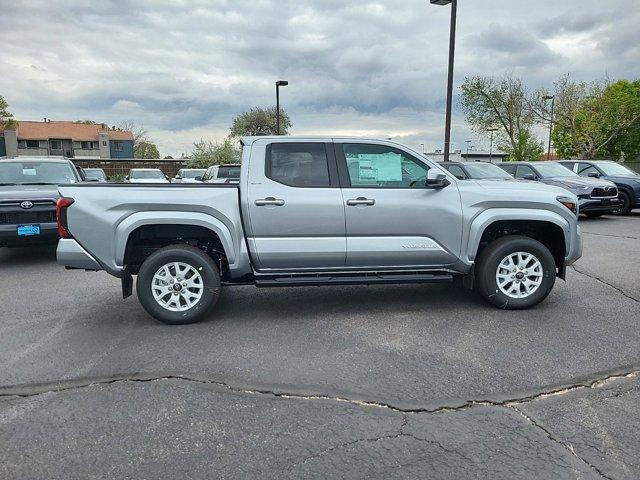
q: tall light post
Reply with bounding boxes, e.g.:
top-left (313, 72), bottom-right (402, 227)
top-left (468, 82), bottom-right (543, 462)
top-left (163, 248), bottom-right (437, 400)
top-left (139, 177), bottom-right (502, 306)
top-left (487, 127), bottom-right (498, 163)
top-left (465, 140), bottom-right (472, 157)
top-left (275, 80), bottom-right (289, 135)
top-left (430, 0), bottom-right (458, 162)
top-left (420, 143), bottom-right (425, 154)
top-left (543, 95), bottom-right (555, 160)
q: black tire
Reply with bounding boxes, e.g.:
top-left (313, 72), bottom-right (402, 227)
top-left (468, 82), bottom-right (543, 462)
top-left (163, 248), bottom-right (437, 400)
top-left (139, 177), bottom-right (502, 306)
top-left (584, 212), bottom-right (605, 218)
top-left (613, 190), bottom-right (632, 215)
top-left (136, 245), bottom-right (221, 325)
top-left (476, 235), bottom-right (556, 310)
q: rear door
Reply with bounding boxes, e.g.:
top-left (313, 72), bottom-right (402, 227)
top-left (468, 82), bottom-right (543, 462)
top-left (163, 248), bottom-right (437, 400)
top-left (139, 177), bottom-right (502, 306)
top-left (335, 141), bottom-right (463, 268)
top-left (245, 140), bottom-right (346, 271)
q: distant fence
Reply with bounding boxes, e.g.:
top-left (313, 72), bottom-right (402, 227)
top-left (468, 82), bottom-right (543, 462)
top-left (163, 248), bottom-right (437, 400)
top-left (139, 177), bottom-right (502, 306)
top-left (71, 159), bottom-right (188, 178)
top-left (626, 162), bottom-right (640, 174)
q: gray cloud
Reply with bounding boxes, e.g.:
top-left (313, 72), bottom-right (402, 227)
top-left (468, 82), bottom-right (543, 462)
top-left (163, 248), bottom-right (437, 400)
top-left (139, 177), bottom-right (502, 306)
top-left (0, 0), bottom-right (638, 157)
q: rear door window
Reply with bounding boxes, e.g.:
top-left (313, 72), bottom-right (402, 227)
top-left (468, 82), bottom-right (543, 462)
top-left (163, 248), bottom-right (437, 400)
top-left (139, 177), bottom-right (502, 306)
top-left (266, 143), bottom-right (330, 187)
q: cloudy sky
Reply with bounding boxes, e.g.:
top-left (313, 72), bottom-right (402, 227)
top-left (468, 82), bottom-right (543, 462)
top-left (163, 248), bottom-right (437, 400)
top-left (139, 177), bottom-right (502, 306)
top-left (1, 0), bottom-right (638, 157)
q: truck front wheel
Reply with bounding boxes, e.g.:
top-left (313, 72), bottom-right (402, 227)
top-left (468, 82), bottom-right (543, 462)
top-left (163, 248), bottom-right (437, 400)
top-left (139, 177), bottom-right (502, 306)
top-left (136, 245), bottom-right (221, 325)
top-left (476, 236), bottom-right (556, 310)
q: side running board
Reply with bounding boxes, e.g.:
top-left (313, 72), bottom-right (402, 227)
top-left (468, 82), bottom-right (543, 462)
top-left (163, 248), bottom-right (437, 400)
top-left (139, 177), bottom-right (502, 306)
top-left (255, 272), bottom-right (453, 288)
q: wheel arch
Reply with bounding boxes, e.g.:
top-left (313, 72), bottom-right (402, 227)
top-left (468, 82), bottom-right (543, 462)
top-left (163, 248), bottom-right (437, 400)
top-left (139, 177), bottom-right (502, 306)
top-left (116, 212), bottom-right (237, 276)
top-left (467, 209), bottom-right (570, 271)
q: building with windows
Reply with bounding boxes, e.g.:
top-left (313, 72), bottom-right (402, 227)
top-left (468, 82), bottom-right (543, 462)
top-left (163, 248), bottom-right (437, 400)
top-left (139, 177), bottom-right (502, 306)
top-left (0, 120), bottom-right (134, 159)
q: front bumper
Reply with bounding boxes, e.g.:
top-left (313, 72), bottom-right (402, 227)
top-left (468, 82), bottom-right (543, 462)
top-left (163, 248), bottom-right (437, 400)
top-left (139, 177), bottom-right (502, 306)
top-left (578, 197), bottom-right (621, 213)
top-left (0, 222), bottom-right (58, 247)
top-left (564, 223), bottom-right (582, 267)
top-left (56, 238), bottom-right (103, 271)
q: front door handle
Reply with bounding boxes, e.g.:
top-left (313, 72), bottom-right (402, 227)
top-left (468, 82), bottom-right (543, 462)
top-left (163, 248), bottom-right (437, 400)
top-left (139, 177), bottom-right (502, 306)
top-left (255, 197), bottom-right (285, 207)
top-left (346, 197), bottom-right (375, 206)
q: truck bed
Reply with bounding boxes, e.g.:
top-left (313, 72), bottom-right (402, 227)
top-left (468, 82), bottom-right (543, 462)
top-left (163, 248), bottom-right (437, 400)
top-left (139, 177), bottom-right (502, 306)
top-left (58, 183), bottom-right (246, 276)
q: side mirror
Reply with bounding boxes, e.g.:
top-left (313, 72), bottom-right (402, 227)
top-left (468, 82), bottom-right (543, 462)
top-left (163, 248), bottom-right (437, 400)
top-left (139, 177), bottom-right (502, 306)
top-left (195, 176), bottom-right (203, 182)
top-left (125, 176), bottom-right (130, 181)
top-left (523, 174), bottom-right (536, 181)
top-left (425, 174), bottom-right (451, 189)
top-left (174, 175), bottom-right (182, 180)
top-left (165, 175), bottom-right (169, 180)
top-left (587, 172), bottom-right (600, 178)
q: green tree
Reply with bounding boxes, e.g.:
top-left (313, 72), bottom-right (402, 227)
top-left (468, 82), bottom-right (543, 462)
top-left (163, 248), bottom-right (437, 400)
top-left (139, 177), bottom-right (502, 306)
top-left (0, 95), bottom-right (17, 130)
top-left (230, 106), bottom-right (291, 137)
top-left (134, 141), bottom-right (160, 159)
top-left (187, 138), bottom-right (241, 168)
top-left (460, 74), bottom-right (541, 161)
top-left (532, 76), bottom-right (640, 159)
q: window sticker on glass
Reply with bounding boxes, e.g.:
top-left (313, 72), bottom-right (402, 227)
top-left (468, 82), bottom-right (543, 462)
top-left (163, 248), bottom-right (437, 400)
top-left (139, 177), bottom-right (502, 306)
top-left (352, 153), bottom-right (403, 184)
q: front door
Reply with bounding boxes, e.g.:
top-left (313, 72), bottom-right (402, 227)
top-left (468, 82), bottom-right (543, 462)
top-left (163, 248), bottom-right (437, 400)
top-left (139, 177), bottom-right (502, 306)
top-left (246, 141), bottom-right (346, 271)
top-left (336, 141), bottom-right (463, 268)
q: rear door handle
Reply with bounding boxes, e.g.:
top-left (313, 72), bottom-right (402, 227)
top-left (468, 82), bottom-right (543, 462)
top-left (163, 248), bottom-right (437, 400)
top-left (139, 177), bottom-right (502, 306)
top-left (346, 197), bottom-right (375, 206)
top-left (255, 197), bottom-right (285, 207)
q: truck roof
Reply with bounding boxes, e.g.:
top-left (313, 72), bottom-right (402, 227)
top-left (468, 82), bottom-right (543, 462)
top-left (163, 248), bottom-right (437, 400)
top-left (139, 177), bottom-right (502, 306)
top-left (239, 136), bottom-right (425, 151)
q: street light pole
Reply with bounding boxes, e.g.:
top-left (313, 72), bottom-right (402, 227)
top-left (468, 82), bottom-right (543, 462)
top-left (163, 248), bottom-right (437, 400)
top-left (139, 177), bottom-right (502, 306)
top-left (420, 143), bottom-right (425, 154)
top-left (275, 80), bottom-right (289, 135)
top-left (543, 95), bottom-right (555, 160)
top-left (488, 127), bottom-right (498, 163)
top-left (430, 0), bottom-right (458, 162)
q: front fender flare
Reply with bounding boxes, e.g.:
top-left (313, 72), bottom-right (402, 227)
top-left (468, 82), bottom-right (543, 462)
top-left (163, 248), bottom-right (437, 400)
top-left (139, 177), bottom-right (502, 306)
top-left (465, 208), bottom-right (571, 263)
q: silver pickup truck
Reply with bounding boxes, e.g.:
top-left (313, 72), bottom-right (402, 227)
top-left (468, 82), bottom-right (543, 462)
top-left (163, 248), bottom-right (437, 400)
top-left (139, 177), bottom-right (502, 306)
top-left (56, 136), bottom-right (582, 324)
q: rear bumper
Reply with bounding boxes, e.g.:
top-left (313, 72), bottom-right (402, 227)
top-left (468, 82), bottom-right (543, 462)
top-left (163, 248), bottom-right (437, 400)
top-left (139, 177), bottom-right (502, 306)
top-left (579, 197), bottom-right (621, 213)
top-left (0, 222), bottom-right (58, 247)
top-left (56, 238), bottom-right (102, 271)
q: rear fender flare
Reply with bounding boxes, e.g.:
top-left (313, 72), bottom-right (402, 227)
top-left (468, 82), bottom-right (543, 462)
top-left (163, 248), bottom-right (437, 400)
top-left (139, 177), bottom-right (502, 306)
top-left (114, 211), bottom-right (236, 267)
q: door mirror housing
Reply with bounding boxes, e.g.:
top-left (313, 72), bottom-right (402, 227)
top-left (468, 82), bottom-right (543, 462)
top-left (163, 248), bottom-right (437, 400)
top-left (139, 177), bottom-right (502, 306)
top-left (587, 171), bottom-right (600, 178)
top-left (195, 176), bottom-right (203, 182)
top-left (425, 174), bottom-right (451, 189)
top-left (174, 175), bottom-right (182, 180)
top-left (523, 174), bottom-right (536, 181)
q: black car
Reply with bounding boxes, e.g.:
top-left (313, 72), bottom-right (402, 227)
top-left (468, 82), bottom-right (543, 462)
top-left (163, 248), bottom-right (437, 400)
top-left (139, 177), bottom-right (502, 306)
top-left (557, 160), bottom-right (640, 215)
top-left (497, 161), bottom-right (621, 217)
top-left (0, 157), bottom-right (82, 247)
top-left (441, 161), bottom-right (514, 180)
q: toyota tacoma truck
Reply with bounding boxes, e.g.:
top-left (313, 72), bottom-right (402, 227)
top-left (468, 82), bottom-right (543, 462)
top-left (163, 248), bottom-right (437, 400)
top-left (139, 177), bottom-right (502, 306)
top-left (56, 137), bottom-right (583, 324)
top-left (1, 157), bottom-right (82, 247)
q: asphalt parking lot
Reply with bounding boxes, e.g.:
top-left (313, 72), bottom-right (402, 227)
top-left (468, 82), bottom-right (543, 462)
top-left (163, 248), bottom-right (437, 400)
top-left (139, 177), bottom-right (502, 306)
top-left (1, 214), bottom-right (639, 479)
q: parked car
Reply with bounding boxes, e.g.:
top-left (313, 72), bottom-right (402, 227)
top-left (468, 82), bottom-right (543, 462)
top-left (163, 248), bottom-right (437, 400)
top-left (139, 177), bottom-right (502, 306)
top-left (557, 160), bottom-right (640, 215)
top-left (172, 169), bottom-right (207, 183)
top-left (441, 161), bottom-right (514, 180)
top-left (125, 168), bottom-right (170, 184)
top-left (82, 168), bottom-right (108, 182)
top-left (57, 136), bottom-right (582, 324)
top-left (496, 161), bottom-right (620, 217)
top-left (0, 157), bottom-right (82, 247)
top-left (201, 164), bottom-right (241, 184)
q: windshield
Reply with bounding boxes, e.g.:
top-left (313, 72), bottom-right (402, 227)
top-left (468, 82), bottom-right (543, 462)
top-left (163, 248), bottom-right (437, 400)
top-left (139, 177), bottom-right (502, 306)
top-left (0, 161), bottom-right (78, 185)
top-left (596, 162), bottom-right (639, 177)
top-left (181, 169), bottom-right (206, 179)
top-left (464, 163), bottom-right (513, 179)
top-left (84, 169), bottom-right (106, 180)
top-left (217, 166), bottom-right (241, 179)
top-left (535, 163), bottom-right (579, 178)
top-left (130, 170), bottom-right (165, 179)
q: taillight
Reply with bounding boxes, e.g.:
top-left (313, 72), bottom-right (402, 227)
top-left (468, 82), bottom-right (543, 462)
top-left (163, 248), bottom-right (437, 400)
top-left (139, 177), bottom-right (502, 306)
top-left (56, 197), bottom-right (75, 238)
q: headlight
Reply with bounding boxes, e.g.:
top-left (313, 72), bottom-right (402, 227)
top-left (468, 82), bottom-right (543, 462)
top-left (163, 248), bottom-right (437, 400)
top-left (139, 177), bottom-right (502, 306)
top-left (557, 196), bottom-right (578, 215)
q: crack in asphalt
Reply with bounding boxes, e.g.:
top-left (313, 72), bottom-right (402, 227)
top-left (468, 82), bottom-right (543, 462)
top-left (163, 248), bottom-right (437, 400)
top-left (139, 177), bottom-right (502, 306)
top-left (0, 369), bottom-right (637, 415)
top-left (581, 230), bottom-right (640, 241)
top-left (571, 264), bottom-right (640, 303)
top-left (508, 405), bottom-right (614, 480)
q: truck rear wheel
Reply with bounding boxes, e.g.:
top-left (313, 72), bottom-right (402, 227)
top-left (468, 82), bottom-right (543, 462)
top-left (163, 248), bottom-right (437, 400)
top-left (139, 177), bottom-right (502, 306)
top-left (136, 245), bottom-right (221, 325)
top-left (476, 236), bottom-right (556, 310)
